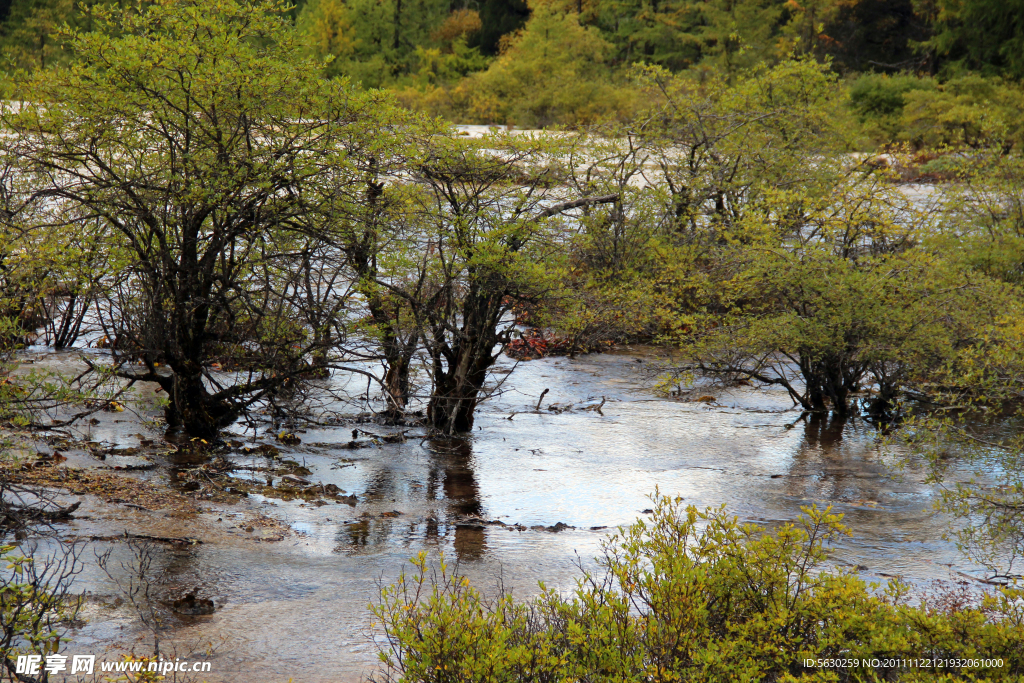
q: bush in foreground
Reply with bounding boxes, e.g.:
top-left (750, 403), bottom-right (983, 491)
top-left (372, 493), bottom-right (1024, 681)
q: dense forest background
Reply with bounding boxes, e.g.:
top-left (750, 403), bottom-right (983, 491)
top-left (0, 0), bottom-right (1023, 141)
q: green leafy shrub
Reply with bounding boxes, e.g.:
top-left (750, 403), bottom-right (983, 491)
top-left (848, 72), bottom-right (1024, 151)
top-left (0, 544), bottom-right (82, 671)
top-left (900, 76), bottom-right (1024, 151)
top-left (848, 72), bottom-right (938, 144)
top-left (405, 1), bottom-right (636, 127)
top-left (372, 493), bottom-right (1024, 681)
top-left (849, 73), bottom-right (937, 121)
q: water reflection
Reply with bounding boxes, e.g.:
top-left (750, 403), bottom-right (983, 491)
top-left (330, 437), bottom-right (486, 560)
top-left (425, 438), bottom-right (481, 517)
top-left (801, 412), bottom-right (847, 451)
top-left (779, 412), bottom-right (895, 512)
top-left (427, 437), bottom-right (485, 561)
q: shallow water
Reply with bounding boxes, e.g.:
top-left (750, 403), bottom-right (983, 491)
top-left (15, 347), bottom-right (994, 682)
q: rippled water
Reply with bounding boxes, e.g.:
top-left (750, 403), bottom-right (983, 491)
top-left (19, 347), bottom-right (991, 682)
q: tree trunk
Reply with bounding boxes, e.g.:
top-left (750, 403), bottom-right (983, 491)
top-left (801, 355), bottom-right (855, 416)
top-left (393, 0), bottom-right (402, 52)
top-left (164, 371), bottom-right (234, 438)
top-left (426, 364), bottom-right (489, 433)
top-left (349, 177), bottom-right (421, 420)
top-left (381, 332), bottom-right (418, 418)
top-left (425, 309), bottom-right (501, 432)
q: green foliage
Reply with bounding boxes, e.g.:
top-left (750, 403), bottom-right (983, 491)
top-left (407, 1), bottom-right (635, 127)
top-left (848, 72), bottom-right (938, 142)
top-left (0, 0), bottom-right (395, 436)
top-left (899, 75), bottom-right (1024, 151)
top-left (538, 272), bottom-right (676, 354)
top-left (886, 154), bottom-right (1024, 581)
top-left (373, 493), bottom-right (1024, 681)
top-left (593, 0), bottom-right (785, 74)
top-left (674, 167), bottom-right (1016, 415)
top-left (927, 152), bottom-right (1024, 284)
top-left (636, 57), bottom-right (852, 236)
top-left (411, 37), bottom-right (491, 87)
top-left (896, 414), bottom-right (1024, 580)
top-left (353, 130), bottom-right (587, 430)
top-left (296, 0), bottom-right (452, 86)
top-left (0, 0), bottom-right (1019, 132)
top-left (848, 72), bottom-right (1024, 150)
top-left (552, 58), bottom-right (1021, 418)
top-left (539, 58), bottom-right (867, 355)
top-left (0, 157), bottom-right (109, 427)
top-left (373, 552), bottom-right (568, 680)
top-left (917, 0), bottom-right (1024, 79)
top-left (531, 131), bottom-right (677, 345)
top-left (0, 0), bottom-right (74, 73)
top-left (296, 0), bottom-right (359, 77)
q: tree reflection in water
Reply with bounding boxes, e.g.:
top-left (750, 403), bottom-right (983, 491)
top-left (333, 437), bottom-right (487, 560)
top-left (802, 411), bottom-right (848, 452)
top-left (426, 438), bottom-right (486, 561)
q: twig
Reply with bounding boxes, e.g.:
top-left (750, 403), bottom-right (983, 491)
top-left (535, 388), bottom-right (549, 412)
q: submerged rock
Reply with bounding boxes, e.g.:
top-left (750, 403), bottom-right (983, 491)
top-left (172, 593), bottom-right (215, 616)
top-left (276, 432), bottom-right (301, 445)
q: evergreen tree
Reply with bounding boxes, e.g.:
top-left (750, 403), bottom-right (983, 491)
top-left (820, 0), bottom-right (929, 72)
top-left (0, 0), bottom-right (74, 71)
top-left (917, 0), bottom-right (1024, 78)
top-left (297, 0), bottom-right (450, 85)
top-left (473, 0), bottom-right (530, 55)
top-left (594, 0), bottom-right (786, 73)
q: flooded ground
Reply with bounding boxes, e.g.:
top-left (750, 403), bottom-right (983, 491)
top-left (9, 346), bottom-right (993, 682)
